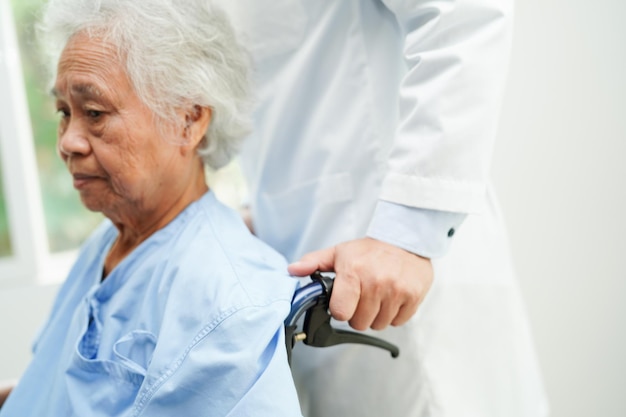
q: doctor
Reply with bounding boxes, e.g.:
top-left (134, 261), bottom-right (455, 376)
top-left (220, 0), bottom-right (548, 416)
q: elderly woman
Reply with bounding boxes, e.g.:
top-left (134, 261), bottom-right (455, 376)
top-left (0, 0), bottom-right (302, 416)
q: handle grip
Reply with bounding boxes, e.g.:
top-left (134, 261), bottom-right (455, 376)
top-left (285, 272), bottom-right (400, 365)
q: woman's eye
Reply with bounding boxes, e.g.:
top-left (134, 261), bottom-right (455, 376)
top-left (87, 109), bottom-right (103, 119)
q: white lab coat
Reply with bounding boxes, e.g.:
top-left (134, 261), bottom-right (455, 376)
top-left (219, 0), bottom-right (548, 416)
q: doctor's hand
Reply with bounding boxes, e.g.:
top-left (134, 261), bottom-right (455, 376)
top-left (288, 238), bottom-right (433, 331)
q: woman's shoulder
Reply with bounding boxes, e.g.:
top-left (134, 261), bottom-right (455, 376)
top-left (161, 192), bottom-right (297, 313)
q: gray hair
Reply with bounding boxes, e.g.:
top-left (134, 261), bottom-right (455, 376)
top-left (38, 0), bottom-right (251, 169)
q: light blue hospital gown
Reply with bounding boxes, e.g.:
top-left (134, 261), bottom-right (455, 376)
top-left (0, 191), bottom-right (302, 416)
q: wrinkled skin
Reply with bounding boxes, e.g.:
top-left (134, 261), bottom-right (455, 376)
top-left (53, 32), bottom-right (211, 275)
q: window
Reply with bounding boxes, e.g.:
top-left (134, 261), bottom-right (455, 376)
top-left (12, 0), bottom-right (103, 253)
top-left (0, 0), bottom-right (56, 287)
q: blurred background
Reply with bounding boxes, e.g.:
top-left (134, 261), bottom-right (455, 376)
top-left (493, 0), bottom-right (626, 415)
top-left (1, 0), bottom-right (624, 416)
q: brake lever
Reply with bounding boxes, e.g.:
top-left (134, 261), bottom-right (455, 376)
top-left (285, 271), bottom-right (400, 365)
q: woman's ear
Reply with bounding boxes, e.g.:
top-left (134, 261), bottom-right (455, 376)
top-left (183, 105), bottom-right (212, 149)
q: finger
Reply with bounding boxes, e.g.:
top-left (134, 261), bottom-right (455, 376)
top-left (328, 271), bottom-right (361, 323)
top-left (348, 292), bottom-right (382, 331)
top-left (370, 300), bottom-right (401, 331)
top-left (390, 261), bottom-right (432, 326)
top-left (349, 275), bottom-right (401, 330)
top-left (287, 247), bottom-right (336, 276)
top-left (390, 302), bottom-right (419, 327)
top-left (286, 259), bottom-right (319, 277)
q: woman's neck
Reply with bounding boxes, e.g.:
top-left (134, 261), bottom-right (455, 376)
top-left (103, 167), bottom-right (208, 278)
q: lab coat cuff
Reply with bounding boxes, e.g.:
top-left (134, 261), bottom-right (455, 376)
top-left (380, 173), bottom-right (486, 214)
top-left (366, 200), bottom-right (467, 259)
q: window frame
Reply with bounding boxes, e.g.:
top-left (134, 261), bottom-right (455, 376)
top-left (0, 0), bottom-right (55, 288)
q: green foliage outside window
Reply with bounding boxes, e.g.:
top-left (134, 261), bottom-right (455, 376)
top-left (0, 150), bottom-right (11, 257)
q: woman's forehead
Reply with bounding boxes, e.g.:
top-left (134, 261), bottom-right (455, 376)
top-left (55, 34), bottom-right (127, 96)
top-left (59, 32), bottom-right (119, 67)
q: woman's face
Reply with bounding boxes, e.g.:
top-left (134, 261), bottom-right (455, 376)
top-left (53, 33), bottom-right (204, 226)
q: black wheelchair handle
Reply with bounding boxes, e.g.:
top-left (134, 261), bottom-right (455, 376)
top-left (285, 272), bottom-right (400, 365)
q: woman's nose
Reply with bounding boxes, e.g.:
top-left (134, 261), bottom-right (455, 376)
top-left (58, 120), bottom-right (91, 158)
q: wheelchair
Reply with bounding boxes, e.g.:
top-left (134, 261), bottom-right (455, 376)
top-left (285, 271), bottom-right (400, 365)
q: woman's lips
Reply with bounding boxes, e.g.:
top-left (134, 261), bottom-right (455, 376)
top-left (72, 173), bottom-right (100, 189)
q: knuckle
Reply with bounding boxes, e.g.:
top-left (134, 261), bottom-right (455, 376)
top-left (351, 262), bottom-right (369, 280)
top-left (367, 278), bottom-right (385, 295)
top-left (406, 288), bottom-right (421, 306)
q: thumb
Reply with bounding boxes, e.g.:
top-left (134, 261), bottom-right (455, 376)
top-left (287, 246), bottom-right (336, 277)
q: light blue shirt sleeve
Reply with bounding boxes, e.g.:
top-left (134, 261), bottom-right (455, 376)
top-left (135, 304), bottom-right (301, 417)
top-left (367, 200), bottom-right (467, 259)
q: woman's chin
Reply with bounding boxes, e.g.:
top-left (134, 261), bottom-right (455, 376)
top-left (78, 194), bottom-right (106, 213)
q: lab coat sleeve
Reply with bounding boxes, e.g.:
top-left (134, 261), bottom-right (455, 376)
top-left (378, 0), bottom-right (514, 214)
top-left (367, 201), bottom-right (466, 258)
top-left (134, 303), bottom-right (302, 417)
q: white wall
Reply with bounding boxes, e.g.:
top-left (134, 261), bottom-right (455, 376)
top-left (1, 0), bottom-right (625, 416)
top-left (0, 284), bottom-right (58, 380)
top-left (493, 0), bottom-right (626, 416)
